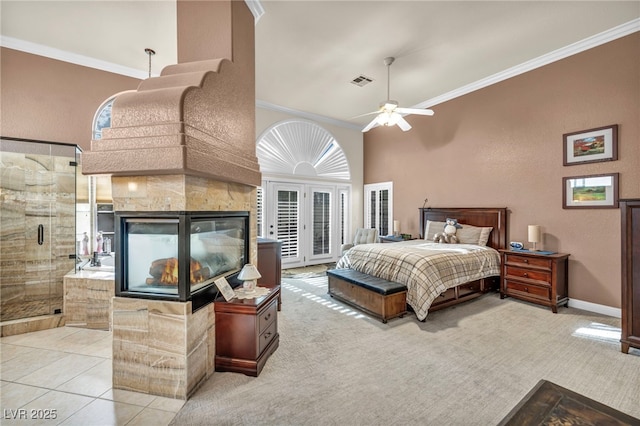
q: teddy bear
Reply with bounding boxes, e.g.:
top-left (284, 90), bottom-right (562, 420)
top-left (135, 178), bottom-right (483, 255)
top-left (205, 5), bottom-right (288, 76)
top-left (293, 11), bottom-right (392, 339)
top-left (433, 218), bottom-right (462, 244)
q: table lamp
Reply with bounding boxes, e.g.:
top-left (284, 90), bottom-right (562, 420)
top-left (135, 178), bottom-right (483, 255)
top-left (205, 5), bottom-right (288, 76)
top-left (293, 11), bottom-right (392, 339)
top-left (528, 225), bottom-right (541, 251)
top-left (393, 220), bottom-right (400, 237)
top-left (238, 263), bottom-right (261, 293)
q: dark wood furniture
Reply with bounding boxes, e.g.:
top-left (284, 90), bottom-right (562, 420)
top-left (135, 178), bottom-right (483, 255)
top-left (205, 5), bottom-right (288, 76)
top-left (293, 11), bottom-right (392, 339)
top-left (257, 238), bottom-right (282, 310)
top-left (327, 269), bottom-right (407, 323)
top-left (621, 199), bottom-right (640, 354)
top-left (499, 250), bottom-right (570, 313)
top-left (419, 207), bottom-right (508, 251)
top-left (419, 207), bottom-right (508, 310)
top-left (214, 286), bottom-right (280, 377)
top-left (498, 380), bottom-right (639, 425)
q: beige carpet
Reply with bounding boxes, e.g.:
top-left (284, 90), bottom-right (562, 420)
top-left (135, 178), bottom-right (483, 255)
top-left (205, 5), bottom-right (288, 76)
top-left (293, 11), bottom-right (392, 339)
top-left (281, 263), bottom-right (335, 279)
top-left (170, 276), bottom-right (640, 426)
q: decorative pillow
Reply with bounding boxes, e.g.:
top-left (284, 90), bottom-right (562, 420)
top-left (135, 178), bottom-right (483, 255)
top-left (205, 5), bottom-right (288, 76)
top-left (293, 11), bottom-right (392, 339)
top-left (456, 224), bottom-right (493, 246)
top-left (424, 220), bottom-right (447, 240)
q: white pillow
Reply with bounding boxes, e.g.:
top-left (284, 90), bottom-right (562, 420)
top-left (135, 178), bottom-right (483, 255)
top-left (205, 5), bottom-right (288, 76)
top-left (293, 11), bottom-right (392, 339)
top-left (456, 224), bottom-right (493, 246)
top-left (424, 220), bottom-right (447, 240)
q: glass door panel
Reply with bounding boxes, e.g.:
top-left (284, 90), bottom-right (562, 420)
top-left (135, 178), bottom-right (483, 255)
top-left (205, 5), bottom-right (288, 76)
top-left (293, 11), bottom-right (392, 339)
top-left (270, 183), bottom-right (304, 268)
top-left (0, 139), bottom-right (77, 321)
top-left (309, 186), bottom-right (333, 263)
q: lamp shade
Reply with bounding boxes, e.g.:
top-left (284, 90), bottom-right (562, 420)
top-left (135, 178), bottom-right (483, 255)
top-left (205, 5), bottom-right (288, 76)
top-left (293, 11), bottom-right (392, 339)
top-left (393, 220), bottom-right (400, 233)
top-left (528, 225), bottom-right (541, 243)
top-left (238, 264), bottom-right (261, 281)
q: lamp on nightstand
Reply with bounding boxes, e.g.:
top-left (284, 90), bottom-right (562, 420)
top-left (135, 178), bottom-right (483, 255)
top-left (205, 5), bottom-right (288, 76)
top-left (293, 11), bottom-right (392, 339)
top-left (528, 225), bottom-right (541, 251)
top-left (393, 220), bottom-right (400, 237)
top-left (238, 264), bottom-right (261, 294)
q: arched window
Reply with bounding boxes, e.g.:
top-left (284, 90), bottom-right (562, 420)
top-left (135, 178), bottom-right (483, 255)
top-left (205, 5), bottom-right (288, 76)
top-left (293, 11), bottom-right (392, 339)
top-left (257, 119), bottom-right (350, 181)
top-left (92, 91), bottom-right (135, 140)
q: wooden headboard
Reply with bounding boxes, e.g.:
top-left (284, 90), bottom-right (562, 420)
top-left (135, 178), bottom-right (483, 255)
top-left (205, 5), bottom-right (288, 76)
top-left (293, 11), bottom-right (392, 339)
top-left (419, 207), bottom-right (508, 251)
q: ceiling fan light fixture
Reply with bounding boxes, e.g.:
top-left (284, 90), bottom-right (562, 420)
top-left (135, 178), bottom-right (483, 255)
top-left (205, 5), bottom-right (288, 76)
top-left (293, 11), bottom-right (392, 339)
top-left (375, 111), bottom-right (402, 127)
top-left (387, 112), bottom-right (401, 126)
top-left (376, 112), bottom-right (391, 125)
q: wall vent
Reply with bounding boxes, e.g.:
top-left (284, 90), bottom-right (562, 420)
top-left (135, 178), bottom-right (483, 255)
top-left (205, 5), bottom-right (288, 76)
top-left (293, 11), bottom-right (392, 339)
top-left (350, 75), bottom-right (373, 87)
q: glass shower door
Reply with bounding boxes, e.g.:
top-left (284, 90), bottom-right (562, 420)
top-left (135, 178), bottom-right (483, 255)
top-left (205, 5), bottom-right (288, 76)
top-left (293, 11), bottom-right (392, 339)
top-left (0, 138), bottom-right (77, 322)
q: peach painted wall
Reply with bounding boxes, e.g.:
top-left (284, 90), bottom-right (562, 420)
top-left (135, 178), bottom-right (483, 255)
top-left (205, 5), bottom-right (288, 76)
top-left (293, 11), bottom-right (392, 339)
top-left (1, 48), bottom-right (140, 150)
top-left (363, 33), bottom-right (640, 309)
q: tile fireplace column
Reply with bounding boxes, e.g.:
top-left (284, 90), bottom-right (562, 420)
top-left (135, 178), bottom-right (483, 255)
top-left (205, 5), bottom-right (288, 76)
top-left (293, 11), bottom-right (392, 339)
top-left (81, 1), bottom-right (259, 400)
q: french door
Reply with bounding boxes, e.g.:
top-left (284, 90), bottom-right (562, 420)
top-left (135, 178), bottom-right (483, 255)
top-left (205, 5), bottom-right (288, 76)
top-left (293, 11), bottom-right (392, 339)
top-left (364, 182), bottom-right (393, 237)
top-left (263, 181), bottom-right (341, 268)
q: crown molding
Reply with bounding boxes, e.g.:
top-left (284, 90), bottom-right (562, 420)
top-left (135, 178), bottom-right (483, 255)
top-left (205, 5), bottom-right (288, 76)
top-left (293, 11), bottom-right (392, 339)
top-left (245, 0), bottom-right (265, 23)
top-left (414, 18), bottom-right (640, 110)
top-left (256, 100), bottom-right (363, 132)
top-left (1, 36), bottom-right (150, 80)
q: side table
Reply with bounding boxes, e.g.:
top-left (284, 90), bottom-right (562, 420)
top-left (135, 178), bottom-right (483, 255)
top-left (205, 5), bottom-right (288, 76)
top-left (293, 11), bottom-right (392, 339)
top-left (215, 285), bottom-right (280, 376)
top-left (499, 250), bottom-right (570, 313)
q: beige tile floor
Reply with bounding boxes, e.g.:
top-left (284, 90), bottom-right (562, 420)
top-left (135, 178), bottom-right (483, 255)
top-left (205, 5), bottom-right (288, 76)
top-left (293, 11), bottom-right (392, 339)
top-left (1, 327), bottom-right (184, 425)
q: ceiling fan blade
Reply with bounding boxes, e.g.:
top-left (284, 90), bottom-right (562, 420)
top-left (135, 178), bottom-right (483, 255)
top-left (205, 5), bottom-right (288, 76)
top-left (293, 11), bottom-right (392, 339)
top-left (361, 116), bottom-right (380, 133)
top-left (350, 110), bottom-right (382, 120)
top-left (396, 116), bottom-right (412, 132)
top-left (395, 107), bottom-right (435, 116)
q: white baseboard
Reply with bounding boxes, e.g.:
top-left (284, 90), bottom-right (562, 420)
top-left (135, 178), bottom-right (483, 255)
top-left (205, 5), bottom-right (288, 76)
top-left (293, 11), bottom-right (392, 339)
top-left (569, 298), bottom-right (621, 318)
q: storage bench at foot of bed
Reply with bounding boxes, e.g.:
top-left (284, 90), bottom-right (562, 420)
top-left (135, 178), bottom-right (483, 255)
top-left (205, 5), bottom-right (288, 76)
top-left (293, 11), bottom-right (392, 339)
top-left (327, 269), bottom-right (407, 323)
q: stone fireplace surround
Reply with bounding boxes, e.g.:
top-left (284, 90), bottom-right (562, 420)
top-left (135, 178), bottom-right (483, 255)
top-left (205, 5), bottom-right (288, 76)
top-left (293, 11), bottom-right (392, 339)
top-left (81, 52), bottom-right (260, 398)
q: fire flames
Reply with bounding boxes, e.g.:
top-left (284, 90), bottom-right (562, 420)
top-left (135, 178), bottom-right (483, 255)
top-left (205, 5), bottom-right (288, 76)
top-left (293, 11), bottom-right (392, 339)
top-left (190, 259), bottom-right (205, 284)
top-left (148, 257), bottom-right (208, 286)
top-left (160, 258), bottom-right (179, 285)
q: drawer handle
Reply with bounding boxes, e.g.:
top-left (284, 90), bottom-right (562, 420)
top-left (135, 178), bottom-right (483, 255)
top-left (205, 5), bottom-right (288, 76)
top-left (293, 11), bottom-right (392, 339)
top-left (523, 272), bottom-right (528, 277)
top-left (264, 332), bottom-right (272, 339)
top-left (524, 287), bottom-right (528, 292)
top-left (523, 259), bottom-right (529, 263)
top-left (264, 313), bottom-right (271, 321)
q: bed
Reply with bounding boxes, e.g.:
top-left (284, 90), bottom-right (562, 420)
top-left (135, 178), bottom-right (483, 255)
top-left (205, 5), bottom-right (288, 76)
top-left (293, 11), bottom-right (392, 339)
top-left (335, 207), bottom-right (508, 321)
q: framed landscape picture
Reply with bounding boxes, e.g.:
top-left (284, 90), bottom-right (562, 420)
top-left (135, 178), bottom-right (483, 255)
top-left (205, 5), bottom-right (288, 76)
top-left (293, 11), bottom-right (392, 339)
top-left (563, 124), bottom-right (618, 166)
top-left (563, 173), bottom-right (619, 209)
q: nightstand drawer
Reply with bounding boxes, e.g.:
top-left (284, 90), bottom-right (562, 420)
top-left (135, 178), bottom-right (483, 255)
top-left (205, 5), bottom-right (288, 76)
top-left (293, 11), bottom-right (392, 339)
top-left (504, 254), bottom-right (552, 269)
top-left (505, 280), bottom-right (550, 300)
top-left (258, 299), bottom-right (278, 334)
top-left (258, 320), bottom-right (277, 354)
top-left (505, 266), bottom-right (551, 283)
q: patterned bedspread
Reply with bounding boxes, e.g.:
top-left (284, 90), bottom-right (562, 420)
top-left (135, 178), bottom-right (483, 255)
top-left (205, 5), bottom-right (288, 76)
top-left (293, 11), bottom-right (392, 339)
top-left (335, 240), bottom-right (501, 320)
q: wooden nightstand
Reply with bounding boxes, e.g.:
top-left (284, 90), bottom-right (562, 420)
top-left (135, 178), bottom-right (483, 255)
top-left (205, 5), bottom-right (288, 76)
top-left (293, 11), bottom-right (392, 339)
top-left (215, 286), bottom-right (280, 377)
top-left (499, 250), bottom-right (570, 313)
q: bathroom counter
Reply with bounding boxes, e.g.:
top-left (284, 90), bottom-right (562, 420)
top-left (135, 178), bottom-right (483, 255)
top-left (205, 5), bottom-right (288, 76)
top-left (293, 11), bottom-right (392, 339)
top-left (63, 268), bottom-right (115, 330)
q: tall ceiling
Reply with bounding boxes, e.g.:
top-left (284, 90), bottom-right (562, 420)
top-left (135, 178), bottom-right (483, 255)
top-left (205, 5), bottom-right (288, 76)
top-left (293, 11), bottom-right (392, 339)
top-left (2, 1), bottom-right (639, 130)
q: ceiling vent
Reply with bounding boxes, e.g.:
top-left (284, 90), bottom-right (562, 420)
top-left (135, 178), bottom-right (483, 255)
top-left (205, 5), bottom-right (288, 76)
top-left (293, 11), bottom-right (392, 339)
top-left (350, 75), bottom-right (373, 87)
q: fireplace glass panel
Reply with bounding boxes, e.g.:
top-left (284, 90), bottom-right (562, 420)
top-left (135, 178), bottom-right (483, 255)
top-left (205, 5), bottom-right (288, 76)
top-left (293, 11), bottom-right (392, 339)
top-left (190, 217), bottom-right (245, 293)
top-left (116, 211), bottom-right (249, 305)
top-left (126, 219), bottom-right (180, 296)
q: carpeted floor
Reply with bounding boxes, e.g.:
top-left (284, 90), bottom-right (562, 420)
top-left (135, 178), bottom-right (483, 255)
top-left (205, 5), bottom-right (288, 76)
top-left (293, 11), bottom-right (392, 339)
top-left (281, 263), bottom-right (335, 279)
top-left (170, 276), bottom-right (640, 426)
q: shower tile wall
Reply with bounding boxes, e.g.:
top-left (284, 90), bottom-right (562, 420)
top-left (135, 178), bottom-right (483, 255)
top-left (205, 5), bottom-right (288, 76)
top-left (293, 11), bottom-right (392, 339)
top-left (1, 139), bottom-right (77, 322)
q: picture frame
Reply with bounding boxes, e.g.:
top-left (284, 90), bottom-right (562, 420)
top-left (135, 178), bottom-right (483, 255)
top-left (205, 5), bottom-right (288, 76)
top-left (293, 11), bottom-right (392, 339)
top-left (563, 173), bottom-right (619, 209)
top-left (563, 124), bottom-right (618, 166)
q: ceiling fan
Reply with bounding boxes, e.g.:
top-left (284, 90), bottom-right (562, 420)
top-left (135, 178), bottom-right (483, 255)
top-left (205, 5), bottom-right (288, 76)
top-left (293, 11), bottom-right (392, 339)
top-left (360, 57), bottom-right (434, 133)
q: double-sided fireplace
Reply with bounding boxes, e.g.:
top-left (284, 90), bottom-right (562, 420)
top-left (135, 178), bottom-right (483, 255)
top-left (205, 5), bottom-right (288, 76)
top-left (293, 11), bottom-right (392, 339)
top-left (115, 211), bottom-right (249, 311)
